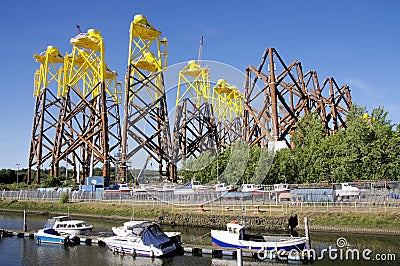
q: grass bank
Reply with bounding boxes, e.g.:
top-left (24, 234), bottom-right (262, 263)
top-left (306, 211), bottom-right (400, 230)
top-left (1, 200), bottom-right (399, 233)
top-left (0, 200), bottom-right (162, 221)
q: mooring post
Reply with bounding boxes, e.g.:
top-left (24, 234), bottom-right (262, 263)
top-left (237, 248), bottom-right (243, 266)
top-left (23, 209), bottom-right (27, 232)
top-left (304, 216), bottom-right (311, 249)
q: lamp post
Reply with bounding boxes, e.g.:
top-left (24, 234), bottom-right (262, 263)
top-left (16, 163), bottom-right (20, 188)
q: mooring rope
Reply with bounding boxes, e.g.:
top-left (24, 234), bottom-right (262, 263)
top-left (183, 231), bottom-right (211, 244)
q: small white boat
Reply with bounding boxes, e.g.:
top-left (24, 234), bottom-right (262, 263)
top-left (215, 183), bottom-right (237, 192)
top-left (35, 228), bottom-right (80, 245)
top-left (100, 221), bottom-right (181, 257)
top-left (241, 184), bottom-right (259, 192)
top-left (112, 220), bottom-right (181, 244)
top-left (160, 183), bottom-right (176, 192)
top-left (44, 215), bottom-right (94, 236)
top-left (273, 183), bottom-right (291, 193)
top-left (211, 221), bottom-right (306, 252)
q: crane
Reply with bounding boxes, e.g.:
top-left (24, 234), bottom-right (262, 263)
top-left (132, 155), bottom-right (152, 188)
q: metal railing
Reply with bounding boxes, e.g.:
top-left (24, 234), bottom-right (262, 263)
top-left (2, 189), bottom-right (400, 214)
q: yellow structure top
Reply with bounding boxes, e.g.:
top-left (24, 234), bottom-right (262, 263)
top-left (70, 29), bottom-right (103, 52)
top-left (33, 46), bottom-right (64, 63)
top-left (131, 14), bottom-right (161, 40)
top-left (181, 60), bottom-right (208, 77)
top-left (128, 14), bottom-right (166, 73)
top-left (213, 79), bottom-right (243, 99)
top-left (176, 60), bottom-right (210, 106)
top-left (212, 79), bottom-right (243, 120)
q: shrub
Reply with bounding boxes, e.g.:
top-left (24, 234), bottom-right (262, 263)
top-left (60, 192), bottom-right (70, 204)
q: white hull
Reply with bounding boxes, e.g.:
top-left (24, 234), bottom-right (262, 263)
top-left (100, 236), bottom-right (177, 257)
top-left (211, 229), bottom-right (306, 251)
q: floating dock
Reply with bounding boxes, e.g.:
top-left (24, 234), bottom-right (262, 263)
top-left (1, 228), bottom-right (312, 263)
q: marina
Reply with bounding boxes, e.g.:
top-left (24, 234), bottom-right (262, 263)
top-left (0, 218), bottom-right (311, 262)
top-left (1, 212), bottom-right (399, 265)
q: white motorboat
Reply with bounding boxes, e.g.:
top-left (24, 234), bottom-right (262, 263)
top-left (44, 215), bottom-right (94, 236)
top-left (215, 183), bottom-right (237, 192)
top-left (100, 221), bottom-right (181, 257)
top-left (211, 221), bottom-right (306, 252)
top-left (174, 180), bottom-right (209, 194)
top-left (112, 220), bottom-right (182, 245)
top-left (241, 184), bottom-right (259, 192)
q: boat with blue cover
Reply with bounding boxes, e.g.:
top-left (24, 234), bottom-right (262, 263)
top-left (100, 221), bottom-right (181, 257)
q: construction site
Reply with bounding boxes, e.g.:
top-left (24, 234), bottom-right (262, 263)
top-left (27, 14), bottom-right (352, 186)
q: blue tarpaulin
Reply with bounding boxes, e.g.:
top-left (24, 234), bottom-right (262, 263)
top-left (141, 224), bottom-right (172, 249)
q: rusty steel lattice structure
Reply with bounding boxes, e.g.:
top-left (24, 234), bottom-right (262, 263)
top-left (28, 29), bottom-right (122, 184)
top-left (120, 15), bottom-right (174, 182)
top-left (28, 46), bottom-right (65, 183)
top-left (28, 14), bottom-right (353, 185)
top-left (212, 79), bottom-right (244, 149)
top-left (243, 48), bottom-right (352, 147)
top-left (172, 60), bottom-right (219, 170)
top-left (173, 99), bottom-right (218, 162)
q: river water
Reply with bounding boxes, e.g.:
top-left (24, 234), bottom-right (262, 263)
top-left (0, 212), bottom-right (399, 265)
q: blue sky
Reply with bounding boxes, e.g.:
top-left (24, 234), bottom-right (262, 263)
top-left (0, 0), bottom-right (399, 170)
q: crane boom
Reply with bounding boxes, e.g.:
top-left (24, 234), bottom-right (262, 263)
top-left (133, 155), bottom-right (151, 187)
top-left (197, 35), bottom-right (203, 62)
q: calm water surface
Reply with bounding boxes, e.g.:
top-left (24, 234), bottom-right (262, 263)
top-left (0, 212), bottom-right (399, 265)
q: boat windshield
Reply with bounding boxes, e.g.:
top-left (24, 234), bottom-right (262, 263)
top-left (131, 227), bottom-right (146, 236)
top-left (130, 222), bottom-right (165, 237)
top-left (44, 216), bottom-right (71, 228)
top-left (44, 218), bottom-right (56, 228)
top-left (148, 224), bottom-right (165, 236)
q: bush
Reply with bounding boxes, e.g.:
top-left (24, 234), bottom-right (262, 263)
top-left (60, 192), bottom-right (70, 204)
